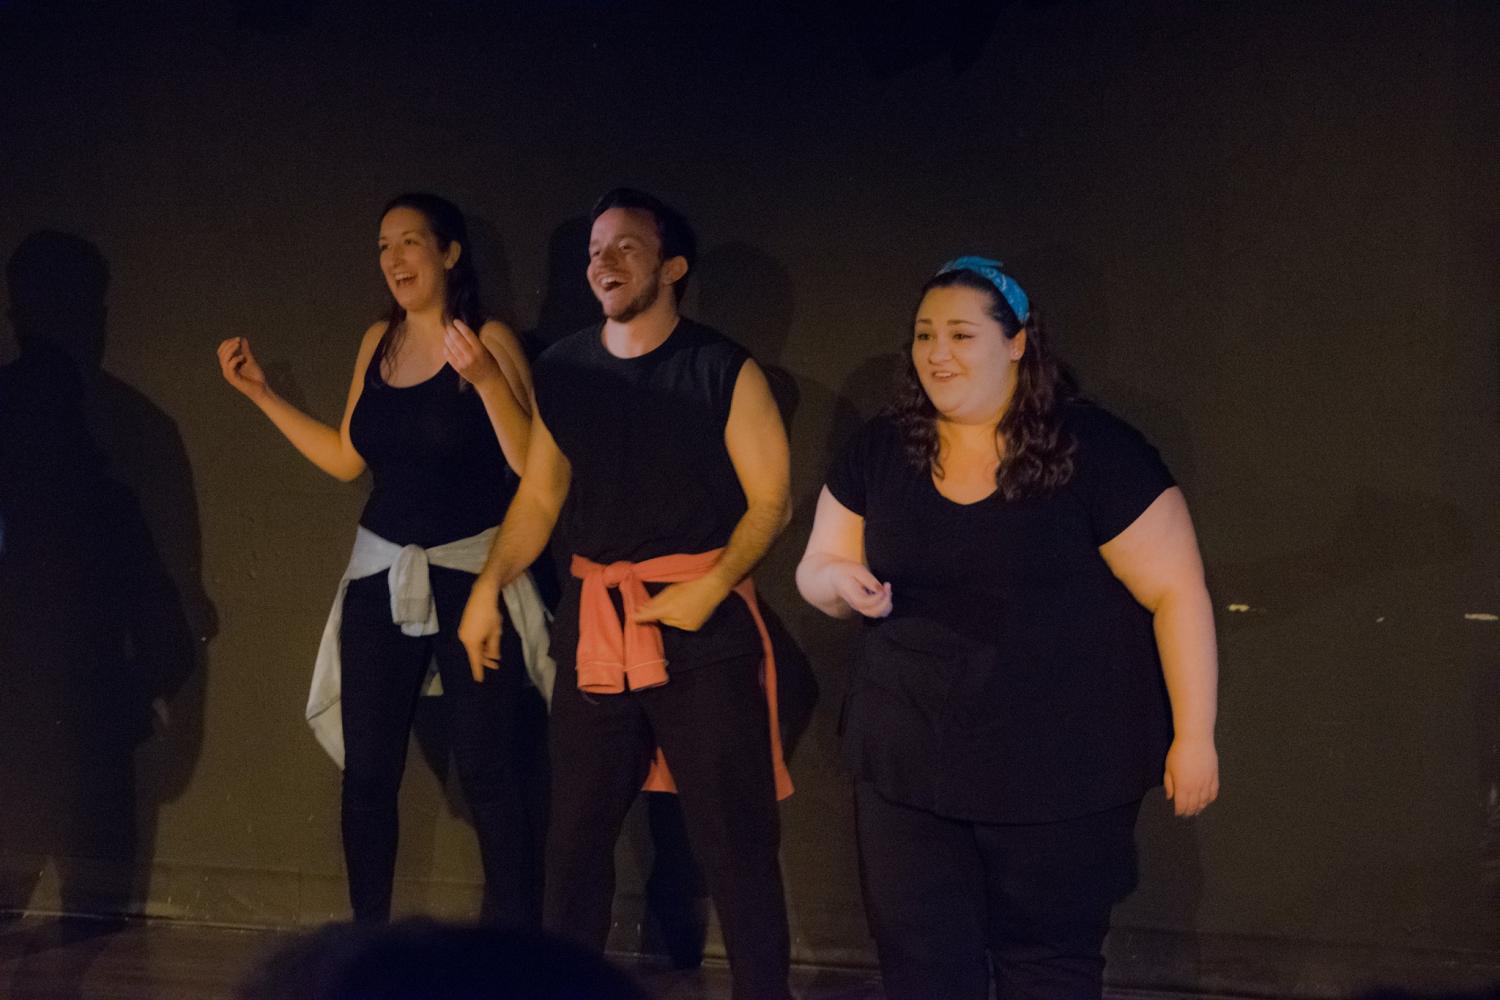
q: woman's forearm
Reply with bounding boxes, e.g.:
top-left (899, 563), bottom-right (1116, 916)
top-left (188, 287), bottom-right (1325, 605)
top-left (253, 390), bottom-right (365, 482)
top-left (796, 552), bottom-right (856, 619)
top-left (1153, 583), bottom-right (1219, 743)
top-left (473, 377), bottom-right (531, 475)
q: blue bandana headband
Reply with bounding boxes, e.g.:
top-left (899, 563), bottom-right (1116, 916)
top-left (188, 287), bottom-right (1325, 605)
top-left (936, 256), bottom-right (1030, 325)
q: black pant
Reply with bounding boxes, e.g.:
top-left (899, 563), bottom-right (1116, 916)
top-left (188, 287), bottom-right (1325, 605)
top-left (856, 782), bottom-right (1140, 1000)
top-left (339, 566), bottom-right (541, 925)
top-left (544, 653), bottom-right (791, 1000)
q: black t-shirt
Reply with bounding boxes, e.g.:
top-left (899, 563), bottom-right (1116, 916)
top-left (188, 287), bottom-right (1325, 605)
top-left (533, 318), bottom-right (761, 670)
top-left (825, 402), bottom-right (1177, 823)
top-left (349, 336), bottom-right (515, 549)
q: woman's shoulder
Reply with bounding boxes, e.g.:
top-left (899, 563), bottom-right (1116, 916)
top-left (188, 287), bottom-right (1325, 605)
top-left (862, 410), bottom-right (907, 441)
top-left (353, 320), bottom-right (391, 375)
top-left (824, 412), bottom-right (911, 512)
top-left (1057, 399), bottom-right (1173, 493)
top-left (1059, 399), bottom-right (1151, 449)
top-left (359, 319), bottom-right (390, 350)
top-left (836, 411), bottom-right (908, 466)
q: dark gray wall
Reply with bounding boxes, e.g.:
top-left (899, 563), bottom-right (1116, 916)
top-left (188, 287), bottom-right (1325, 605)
top-left (2, 1), bottom-right (1497, 994)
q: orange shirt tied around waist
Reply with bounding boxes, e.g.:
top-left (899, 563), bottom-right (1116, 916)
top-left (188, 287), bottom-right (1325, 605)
top-left (570, 550), bottom-right (793, 801)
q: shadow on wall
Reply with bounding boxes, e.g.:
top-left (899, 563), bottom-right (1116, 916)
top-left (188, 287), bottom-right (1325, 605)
top-left (467, 214), bottom-right (519, 334)
top-left (520, 214), bottom-right (600, 615)
top-left (0, 232), bottom-right (214, 983)
top-left (524, 216), bottom-right (600, 360)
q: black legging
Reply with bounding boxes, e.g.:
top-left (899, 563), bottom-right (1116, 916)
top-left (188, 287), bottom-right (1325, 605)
top-left (339, 565), bottom-right (542, 924)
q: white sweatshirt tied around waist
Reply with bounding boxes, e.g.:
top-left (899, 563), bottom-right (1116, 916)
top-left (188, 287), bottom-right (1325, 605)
top-left (307, 525), bottom-right (555, 768)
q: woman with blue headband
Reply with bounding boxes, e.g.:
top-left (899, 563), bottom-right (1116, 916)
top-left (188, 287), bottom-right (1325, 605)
top-left (797, 258), bottom-right (1219, 999)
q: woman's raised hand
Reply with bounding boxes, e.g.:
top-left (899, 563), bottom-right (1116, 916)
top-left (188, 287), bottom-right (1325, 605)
top-left (827, 560), bottom-right (894, 619)
top-left (444, 319), bottom-right (503, 388)
top-left (217, 336), bottom-right (270, 402)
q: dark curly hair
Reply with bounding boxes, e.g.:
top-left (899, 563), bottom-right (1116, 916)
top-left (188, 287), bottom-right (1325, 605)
top-left (886, 268), bottom-right (1078, 500)
top-left (377, 192), bottom-right (485, 382)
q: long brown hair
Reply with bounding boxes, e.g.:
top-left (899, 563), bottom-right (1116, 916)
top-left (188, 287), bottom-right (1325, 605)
top-left (886, 269), bottom-right (1078, 500)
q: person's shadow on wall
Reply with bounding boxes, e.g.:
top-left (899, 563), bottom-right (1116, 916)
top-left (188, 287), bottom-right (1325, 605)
top-left (521, 215), bottom-right (599, 619)
top-left (0, 231), bottom-right (212, 992)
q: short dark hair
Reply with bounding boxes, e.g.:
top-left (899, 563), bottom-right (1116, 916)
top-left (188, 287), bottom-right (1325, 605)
top-left (590, 187), bottom-right (697, 301)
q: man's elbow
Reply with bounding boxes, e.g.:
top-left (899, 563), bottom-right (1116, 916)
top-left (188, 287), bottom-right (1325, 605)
top-left (747, 488), bottom-right (791, 533)
top-left (768, 492), bottom-right (793, 540)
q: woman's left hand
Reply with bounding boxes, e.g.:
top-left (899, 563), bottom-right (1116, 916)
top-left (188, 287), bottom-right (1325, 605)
top-left (444, 319), bottom-right (504, 388)
top-left (1163, 737), bottom-right (1219, 817)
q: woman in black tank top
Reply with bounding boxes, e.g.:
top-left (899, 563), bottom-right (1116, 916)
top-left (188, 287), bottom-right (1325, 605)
top-left (216, 194), bottom-right (547, 925)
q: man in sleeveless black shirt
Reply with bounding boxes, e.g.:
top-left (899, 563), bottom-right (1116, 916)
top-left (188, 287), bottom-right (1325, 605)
top-left (459, 189), bottom-right (793, 1000)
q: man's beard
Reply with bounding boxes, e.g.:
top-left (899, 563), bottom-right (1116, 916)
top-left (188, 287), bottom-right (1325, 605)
top-left (605, 266), bottom-right (662, 323)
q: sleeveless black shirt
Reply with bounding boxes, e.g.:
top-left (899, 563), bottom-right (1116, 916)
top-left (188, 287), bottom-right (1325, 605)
top-left (348, 333), bottom-right (514, 549)
top-left (533, 318), bottom-right (761, 669)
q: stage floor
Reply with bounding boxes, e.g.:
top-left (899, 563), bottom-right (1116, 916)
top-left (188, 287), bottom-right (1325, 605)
top-left (0, 914), bottom-right (1200, 999)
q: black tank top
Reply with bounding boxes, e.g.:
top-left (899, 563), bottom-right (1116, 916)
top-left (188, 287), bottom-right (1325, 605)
top-left (533, 318), bottom-right (761, 669)
top-left (534, 318), bottom-right (748, 562)
top-left (348, 331), bottom-right (514, 549)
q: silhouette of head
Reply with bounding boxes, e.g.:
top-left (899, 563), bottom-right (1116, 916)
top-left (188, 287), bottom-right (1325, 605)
top-left (6, 231), bottom-right (109, 369)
